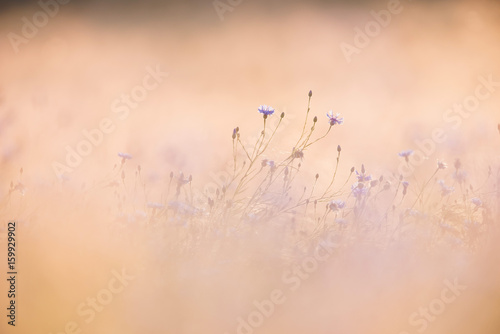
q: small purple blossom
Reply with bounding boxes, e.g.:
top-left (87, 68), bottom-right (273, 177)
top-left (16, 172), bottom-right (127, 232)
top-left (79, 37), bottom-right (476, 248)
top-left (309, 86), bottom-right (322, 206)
top-left (437, 160), bottom-right (448, 170)
top-left (326, 111), bottom-right (344, 126)
top-left (262, 159), bottom-right (276, 172)
top-left (118, 152), bottom-right (132, 160)
top-left (292, 148), bottom-right (304, 160)
top-left (356, 170), bottom-right (372, 182)
top-left (258, 105), bottom-right (275, 116)
top-left (398, 150), bottom-right (414, 162)
top-left (351, 183), bottom-right (368, 199)
top-left (438, 180), bottom-right (454, 196)
top-left (401, 180), bottom-right (409, 195)
top-left (471, 197), bottom-right (482, 207)
top-left (328, 200), bottom-right (346, 211)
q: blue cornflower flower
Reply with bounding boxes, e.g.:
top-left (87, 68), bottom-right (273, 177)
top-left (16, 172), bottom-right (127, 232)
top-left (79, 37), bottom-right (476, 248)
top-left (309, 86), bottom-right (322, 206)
top-left (351, 183), bottom-right (368, 199)
top-left (258, 105), bottom-right (275, 116)
top-left (326, 111), bottom-right (344, 126)
top-left (355, 170), bottom-right (372, 182)
top-left (398, 150), bottom-right (413, 162)
top-left (328, 200), bottom-right (346, 211)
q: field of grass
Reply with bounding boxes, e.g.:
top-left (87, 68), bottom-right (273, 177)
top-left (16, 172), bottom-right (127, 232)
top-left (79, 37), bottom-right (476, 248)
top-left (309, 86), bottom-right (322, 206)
top-left (1, 1), bottom-right (500, 333)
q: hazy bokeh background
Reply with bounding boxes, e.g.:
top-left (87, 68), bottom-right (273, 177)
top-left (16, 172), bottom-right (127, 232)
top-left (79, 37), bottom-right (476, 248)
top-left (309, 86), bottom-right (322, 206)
top-left (0, 0), bottom-right (499, 333)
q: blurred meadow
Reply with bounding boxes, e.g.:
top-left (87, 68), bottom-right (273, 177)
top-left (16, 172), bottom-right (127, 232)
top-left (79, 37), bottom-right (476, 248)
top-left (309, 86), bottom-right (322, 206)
top-left (0, 0), bottom-right (500, 333)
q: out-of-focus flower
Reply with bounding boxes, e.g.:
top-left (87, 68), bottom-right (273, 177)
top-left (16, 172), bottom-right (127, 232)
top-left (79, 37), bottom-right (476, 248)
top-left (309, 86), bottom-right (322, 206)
top-left (437, 160), bottom-right (448, 170)
top-left (118, 152), bottom-right (132, 160)
top-left (293, 149), bottom-right (304, 160)
top-left (262, 159), bottom-right (276, 171)
top-left (439, 222), bottom-right (455, 233)
top-left (335, 218), bottom-right (347, 226)
top-left (402, 180), bottom-right (409, 195)
top-left (258, 105), bottom-right (275, 116)
top-left (351, 183), bottom-right (368, 199)
top-left (398, 150), bottom-right (413, 162)
top-left (452, 170), bottom-right (467, 184)
top-left (471, 197), bottom-right (482, 207)
top-left (326, 111), bottom-right (343, 126)
top-left (355, 165), bottom-right (372, 182)
top-left (328, 200), bottom-right (346, 211)
top-left (147, 202), bottom-right (164, 209)
top-left (438, 180), bottom-right (454, 196)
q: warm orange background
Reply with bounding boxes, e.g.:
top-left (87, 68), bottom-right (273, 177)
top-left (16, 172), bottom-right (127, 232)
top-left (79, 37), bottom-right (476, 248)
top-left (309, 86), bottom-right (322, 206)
top-left (0, 1), bottom-right (499, 333)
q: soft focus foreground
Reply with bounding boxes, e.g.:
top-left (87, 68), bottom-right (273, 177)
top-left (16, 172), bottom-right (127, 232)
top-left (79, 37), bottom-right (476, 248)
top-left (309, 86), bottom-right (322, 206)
top-left (0, 1), bottom-right (500, 333)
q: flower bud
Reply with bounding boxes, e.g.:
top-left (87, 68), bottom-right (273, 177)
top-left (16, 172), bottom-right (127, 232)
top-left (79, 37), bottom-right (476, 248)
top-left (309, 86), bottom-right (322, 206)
top-left (280, 112), bottom-right (285, 118)
top-left (337, 145), bottom-right (341, 153)
top-left (308, 90), bottom-right (313, 98)
top-left (313, 116), bottom-right (317, 123)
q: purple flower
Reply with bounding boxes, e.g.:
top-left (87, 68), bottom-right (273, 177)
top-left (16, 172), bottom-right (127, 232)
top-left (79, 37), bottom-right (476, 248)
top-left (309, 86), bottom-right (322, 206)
top-left (258, 105), bottom-right (275, 116)
top-left (355, 166), bottom-right (372, 182)
top-left (398, 150), bottom-right (413, 162)
top-left (328, 200), bottom-right (346, 211)
top-left (118, 152), bottom-right (132, 160)
top-left (471, 197), bottom-right (482, 207)
top-left (351, 183), bottom-right (368, 199)
top-left (326, 111), bottom-right (344, 126)
top-left (262, 159), bottom-right (277, 172)
top-left (438, 180), bottom-right (454, 196)
top-left (292, 149), bottom-right (304, 160)
top-left (437, 160), bottom-right (448, 170)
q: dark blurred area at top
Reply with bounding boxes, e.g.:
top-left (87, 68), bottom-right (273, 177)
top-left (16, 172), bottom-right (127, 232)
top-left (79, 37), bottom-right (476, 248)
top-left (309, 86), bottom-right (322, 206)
top-left (0, 0), bottom-right (449, 13)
